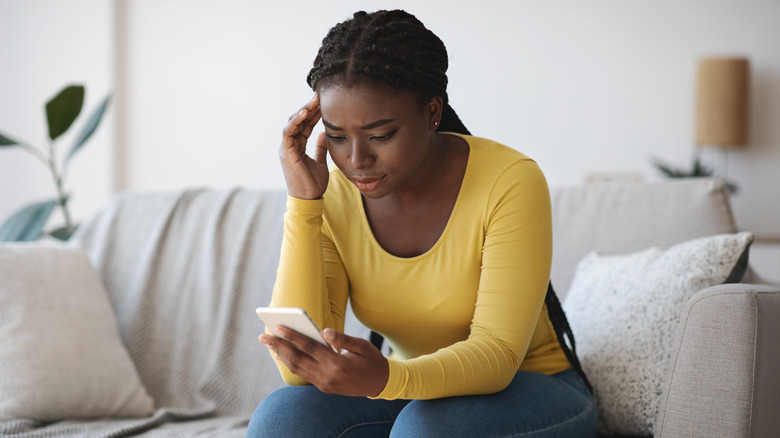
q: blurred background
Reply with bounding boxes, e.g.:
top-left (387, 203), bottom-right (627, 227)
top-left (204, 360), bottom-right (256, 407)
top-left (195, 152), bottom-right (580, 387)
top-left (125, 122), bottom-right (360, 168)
top-left (1, 0), bottom-right (778, 279)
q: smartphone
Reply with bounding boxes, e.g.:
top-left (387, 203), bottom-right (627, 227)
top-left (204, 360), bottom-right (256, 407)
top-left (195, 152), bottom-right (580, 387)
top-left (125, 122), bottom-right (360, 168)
top-left (255, 307), bottom-right (338, 352)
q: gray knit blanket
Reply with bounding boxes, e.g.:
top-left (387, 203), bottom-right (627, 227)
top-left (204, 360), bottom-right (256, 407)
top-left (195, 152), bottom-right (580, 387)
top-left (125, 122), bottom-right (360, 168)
top-left (0, 188), bottom-right (372, 437)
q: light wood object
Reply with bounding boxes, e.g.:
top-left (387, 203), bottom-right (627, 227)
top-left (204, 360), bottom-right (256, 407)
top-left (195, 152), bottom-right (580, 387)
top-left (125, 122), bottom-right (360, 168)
top-left (696, 57), bottom-right (750, 147)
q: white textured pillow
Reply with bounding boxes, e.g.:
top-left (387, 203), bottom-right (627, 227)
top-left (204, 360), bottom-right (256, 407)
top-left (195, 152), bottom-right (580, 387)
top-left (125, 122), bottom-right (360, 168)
top-left (0, 243), bottom-right (155, 421)
top-left (563, 232), bottom-right (753, 436)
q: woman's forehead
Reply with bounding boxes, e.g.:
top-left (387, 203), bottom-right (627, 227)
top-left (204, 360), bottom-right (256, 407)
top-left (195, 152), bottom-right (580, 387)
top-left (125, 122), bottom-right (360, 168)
top-left (319, 84), bottom-right (420, 126)
top-left (319, 82), bottom-right (416, 104)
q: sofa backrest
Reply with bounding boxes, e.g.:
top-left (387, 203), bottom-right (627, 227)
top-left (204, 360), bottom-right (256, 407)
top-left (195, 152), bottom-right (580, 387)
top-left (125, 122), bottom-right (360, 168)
top-left (72, 178), bottom-right (738, 415)
top-left (73, 189), bottom-right (292, 416)
top-left (549, 178), bottom-right (738, 299)
top-left (74, 188), bottom-right (375, 416)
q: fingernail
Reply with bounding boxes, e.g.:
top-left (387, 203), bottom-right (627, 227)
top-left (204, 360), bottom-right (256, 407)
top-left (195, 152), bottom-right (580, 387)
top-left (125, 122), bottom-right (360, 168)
top-left (311, 92), bottom-right (318, 101)
top-left (323, 328), bottom-right (335, 340)
top-left (275, 326), bottom-right (287, 336)
top-left (298, 109), bottom-right (307, 117)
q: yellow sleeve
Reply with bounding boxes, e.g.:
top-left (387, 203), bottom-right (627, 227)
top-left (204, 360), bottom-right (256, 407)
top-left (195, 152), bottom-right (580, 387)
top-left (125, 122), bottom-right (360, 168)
top-left (374, 160), bottom-right (554, 400)
top-left (267, 195), bottom-right (350, 385)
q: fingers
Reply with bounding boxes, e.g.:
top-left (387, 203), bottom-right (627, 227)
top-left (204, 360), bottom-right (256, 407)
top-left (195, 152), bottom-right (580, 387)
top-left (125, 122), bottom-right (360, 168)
top-left (320, 329), bottom-right (389, 397)
top-left (322, 329), bottom-right (374, 356)
top-left (315, 132), bottom-right (328, 165)
top-left (278, 325), bottom-right (331, 354)
top-left (278, 95), bottom-right (330, 200)
top-left (284, 94), bottom-right (320, 134)
top-left (259, 333), bottom-right (281, 360)
top-left (259, 329), bottom-right (388, 397)
top-left (265, 326), bottom-right (335, 363)
top-left (281, 106), bottom-right (317, 144)
top-left (286, 93), bottom-right (319, 122)
top-left (298, 105), bottom-right (322, 140)
top-left (260, 330), bottom-right (321, 381)
top-left (280, 95), bottom-right (321, 158)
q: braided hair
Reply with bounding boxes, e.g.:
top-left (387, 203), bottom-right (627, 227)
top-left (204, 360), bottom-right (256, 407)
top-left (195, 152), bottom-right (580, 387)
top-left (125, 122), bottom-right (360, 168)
top-left (307, 9), bottom-right (470, 135)
top-left (545, 282), bottom-right (593, 394)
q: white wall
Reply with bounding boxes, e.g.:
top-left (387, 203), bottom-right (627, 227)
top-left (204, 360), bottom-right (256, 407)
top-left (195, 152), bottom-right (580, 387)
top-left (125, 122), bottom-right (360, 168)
top-left (0, 0), bottom-right (114, 232)
top-left (3, 1), bottom-right (779, 280)
top-left (118, 0), bottom-right (780, 236)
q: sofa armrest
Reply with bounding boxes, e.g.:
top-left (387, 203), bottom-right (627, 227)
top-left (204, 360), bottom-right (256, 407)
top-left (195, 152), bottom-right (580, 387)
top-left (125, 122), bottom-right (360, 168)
top-left (655, 284), bottom-right (780, 438)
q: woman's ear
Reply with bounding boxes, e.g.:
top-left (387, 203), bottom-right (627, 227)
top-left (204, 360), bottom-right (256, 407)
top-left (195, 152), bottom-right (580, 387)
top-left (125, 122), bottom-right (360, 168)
top-left (427, 96), bottom-right (444, 131)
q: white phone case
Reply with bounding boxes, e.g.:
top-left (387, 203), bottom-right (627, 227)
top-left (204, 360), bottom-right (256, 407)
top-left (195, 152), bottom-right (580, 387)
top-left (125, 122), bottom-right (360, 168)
top-left (255, 307), bottom-right (336, 351)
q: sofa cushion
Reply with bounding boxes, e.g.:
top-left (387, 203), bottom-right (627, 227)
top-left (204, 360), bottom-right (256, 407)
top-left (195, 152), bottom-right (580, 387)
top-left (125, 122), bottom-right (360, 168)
top-left (0, 243), bottom-right (154, 421)
top-left (562, 232), bottom-right (753, 436)
top-left (550, 178), bottom-right (737, 300)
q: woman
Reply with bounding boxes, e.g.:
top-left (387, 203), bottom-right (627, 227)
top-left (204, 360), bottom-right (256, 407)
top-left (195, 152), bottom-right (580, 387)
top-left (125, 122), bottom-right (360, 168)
top-left (248, 9), bottom-right (597, 437)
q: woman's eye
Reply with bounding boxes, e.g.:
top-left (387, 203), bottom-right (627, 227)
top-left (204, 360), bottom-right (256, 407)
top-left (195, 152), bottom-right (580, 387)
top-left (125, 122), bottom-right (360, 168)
top-left (371, 130), bottom-right (396, 142)
top-left (327, 135), bottom-right (346, 143)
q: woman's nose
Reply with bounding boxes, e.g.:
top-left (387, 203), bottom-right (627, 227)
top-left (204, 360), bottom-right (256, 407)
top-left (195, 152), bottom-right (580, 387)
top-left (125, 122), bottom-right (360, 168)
top-left (349, 141), bottom-right (375, 169)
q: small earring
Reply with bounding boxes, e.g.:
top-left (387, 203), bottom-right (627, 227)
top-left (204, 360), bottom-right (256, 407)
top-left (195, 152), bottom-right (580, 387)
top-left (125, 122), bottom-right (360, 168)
top-left (434, 121), bottom-right (439, 127)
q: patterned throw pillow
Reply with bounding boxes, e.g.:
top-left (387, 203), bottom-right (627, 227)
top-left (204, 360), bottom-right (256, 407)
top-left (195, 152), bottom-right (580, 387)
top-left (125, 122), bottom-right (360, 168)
top-left (562, 232), bottom-right (753, 436)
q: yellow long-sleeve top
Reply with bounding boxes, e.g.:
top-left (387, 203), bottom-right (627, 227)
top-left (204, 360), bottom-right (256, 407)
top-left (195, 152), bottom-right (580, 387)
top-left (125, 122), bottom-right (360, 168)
top-left (269, 134), bottom-right (570, 400)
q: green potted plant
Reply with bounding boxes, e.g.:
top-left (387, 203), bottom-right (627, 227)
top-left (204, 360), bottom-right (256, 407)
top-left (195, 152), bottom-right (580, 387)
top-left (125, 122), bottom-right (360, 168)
top-left (652, 156), bottom-right (738, 194)
top-left (0, 84), bottom-right (111, 242)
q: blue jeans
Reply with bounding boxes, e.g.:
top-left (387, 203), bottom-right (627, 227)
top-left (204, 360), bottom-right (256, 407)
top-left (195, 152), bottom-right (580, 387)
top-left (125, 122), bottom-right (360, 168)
top-left (247, 368), bottom-right (597, 437)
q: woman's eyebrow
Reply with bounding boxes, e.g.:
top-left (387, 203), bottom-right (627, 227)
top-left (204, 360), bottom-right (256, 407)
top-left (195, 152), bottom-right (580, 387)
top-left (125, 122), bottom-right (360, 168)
top-left (361, 119), bottom-right (396, 129)
top-left (322, 118), bottom-right (396, 130)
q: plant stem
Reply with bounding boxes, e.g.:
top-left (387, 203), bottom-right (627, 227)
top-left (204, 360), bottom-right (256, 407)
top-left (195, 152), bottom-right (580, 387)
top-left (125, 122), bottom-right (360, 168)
top-left (18, 142), bottom-right (49, 165)
top-left (48, 140), bottom-right (73, 231)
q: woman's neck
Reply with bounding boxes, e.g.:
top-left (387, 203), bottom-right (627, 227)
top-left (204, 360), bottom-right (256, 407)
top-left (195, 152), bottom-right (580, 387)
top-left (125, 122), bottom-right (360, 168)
top-left (374, 132), bottom-right (467, 209)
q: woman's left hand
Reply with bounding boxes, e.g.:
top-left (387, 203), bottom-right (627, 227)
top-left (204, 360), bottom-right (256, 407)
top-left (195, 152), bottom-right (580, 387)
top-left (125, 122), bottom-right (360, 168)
top-left (260, 327), bottom-right (389, 398)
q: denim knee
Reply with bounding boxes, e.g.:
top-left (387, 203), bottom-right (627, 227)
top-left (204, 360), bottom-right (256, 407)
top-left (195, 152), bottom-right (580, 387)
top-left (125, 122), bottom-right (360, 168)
top-left (246, 386), bottom-right (320, 438)
top-left (390, 370), bottom-right (597, 438)
top-left (246, 385), bottom-right (407, 438)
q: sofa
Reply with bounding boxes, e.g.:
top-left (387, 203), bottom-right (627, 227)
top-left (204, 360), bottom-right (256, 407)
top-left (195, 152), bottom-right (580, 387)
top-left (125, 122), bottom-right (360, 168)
top-left (0, 177), bottom-right (777, 437)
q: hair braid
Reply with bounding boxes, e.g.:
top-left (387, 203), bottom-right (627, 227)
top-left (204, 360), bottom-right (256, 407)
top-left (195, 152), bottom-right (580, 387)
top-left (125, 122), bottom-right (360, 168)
top-left (545, 282), bottom-right (593, 394)
top-left (307, 9), bottom-right (470, 135)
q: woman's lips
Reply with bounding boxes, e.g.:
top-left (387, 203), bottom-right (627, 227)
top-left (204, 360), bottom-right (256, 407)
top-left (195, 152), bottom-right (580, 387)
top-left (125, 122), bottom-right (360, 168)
top-left (350, 176), bottom-right (384, 192)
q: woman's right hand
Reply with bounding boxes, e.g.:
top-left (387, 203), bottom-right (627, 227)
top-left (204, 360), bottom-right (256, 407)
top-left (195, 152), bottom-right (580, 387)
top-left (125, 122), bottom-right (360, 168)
top-left (279, 93), bottom-right (329, 200)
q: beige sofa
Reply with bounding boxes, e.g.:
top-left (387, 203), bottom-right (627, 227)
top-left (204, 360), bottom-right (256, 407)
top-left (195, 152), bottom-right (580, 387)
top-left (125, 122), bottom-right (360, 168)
top-left (1, 178), bottom-right (776, 437)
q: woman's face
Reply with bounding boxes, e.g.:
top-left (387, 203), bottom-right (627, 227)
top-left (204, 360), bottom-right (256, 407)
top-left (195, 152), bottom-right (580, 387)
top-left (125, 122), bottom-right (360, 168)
top-left (318, 83), bottom-right (441, 200)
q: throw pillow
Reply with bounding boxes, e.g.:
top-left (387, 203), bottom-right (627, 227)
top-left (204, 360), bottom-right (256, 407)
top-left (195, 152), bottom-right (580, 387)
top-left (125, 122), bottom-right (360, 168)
top-left (0, 243), bottom-right (155, 421)
top-left (562, 232), bottom-right (753, 436)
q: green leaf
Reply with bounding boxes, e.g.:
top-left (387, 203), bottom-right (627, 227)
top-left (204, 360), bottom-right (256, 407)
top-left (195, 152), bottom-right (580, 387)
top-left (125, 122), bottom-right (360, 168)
top-left (46, 85), bottom-right (84, 141)
top-left (0, 200), bottom-right (58, 242)
top-left (0, 132), bottom-right (18, 146)
top-left (65, 94), bottom-right (112, 165)
top-left (49, 225), bottom-right (78, 241)
top-left (652, 158), bottom-right (684, 178)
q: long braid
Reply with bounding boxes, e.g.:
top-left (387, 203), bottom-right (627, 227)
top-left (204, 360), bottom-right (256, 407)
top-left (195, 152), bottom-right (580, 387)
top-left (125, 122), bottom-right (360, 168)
top-left (307, 10), bottom-right (470, 135)
top-left (545, 282), bottom-right (593, 394)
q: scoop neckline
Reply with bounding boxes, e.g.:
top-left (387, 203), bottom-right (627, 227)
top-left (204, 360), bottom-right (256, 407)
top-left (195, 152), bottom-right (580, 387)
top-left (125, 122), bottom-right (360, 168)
top-left (355, 132), bottom-right (473, 261)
